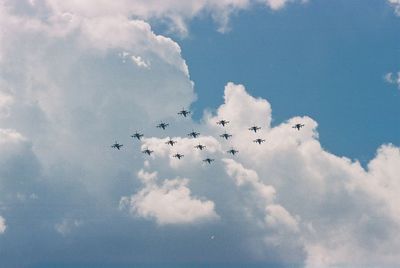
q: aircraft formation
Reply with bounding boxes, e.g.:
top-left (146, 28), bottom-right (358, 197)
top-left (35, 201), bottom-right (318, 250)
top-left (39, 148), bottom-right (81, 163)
top-left (111, 108), bottom-right (305, 165)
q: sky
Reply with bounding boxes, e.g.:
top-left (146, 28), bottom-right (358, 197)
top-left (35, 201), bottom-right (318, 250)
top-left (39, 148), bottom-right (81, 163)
top-left (0, 0), bottom-right (399, 267)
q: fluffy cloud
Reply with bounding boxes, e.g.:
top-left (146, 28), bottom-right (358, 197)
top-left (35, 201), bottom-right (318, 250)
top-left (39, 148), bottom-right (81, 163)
top-left (136, 82), bottom-right (400, 267)
top-left (120, 170), bottom-right (218, 224)
top-left (1, 1), bottom-right (400, 267)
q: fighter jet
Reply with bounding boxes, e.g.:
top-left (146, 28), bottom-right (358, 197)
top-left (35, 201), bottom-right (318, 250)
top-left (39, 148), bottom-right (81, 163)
top-left (173, 153), bottom-right (184, 159)
top-left (227, 148), bottom-right (239, 155)
top-left (142, 148), bottom-right (154, 155)
top-left (203, 158), bottom-right (214, 164)
top-left (165, 139), bottom-right (177, 146)
top-left (178, 108), bottom-right (191, 117)
top-left (220, 132), bottom-right (232, 140)
top-left (111, 142), bottom-right (123, 150)
top-left (194, 144), bottom-right (206, 150)
top-left (131, 131), bottom-right (144, 140)
top-left (187, 130), bottom-right (200, 138)
top-left (292, 123), bottom-right (305, 131)
top-left (156, 122), bottom-right (169, 130)
top-left (248, 125), bottom-right (261, 133)
top-left (253, 138), bottom-right (265, 144)
top-left (217, 119), bottom-right (229, 127)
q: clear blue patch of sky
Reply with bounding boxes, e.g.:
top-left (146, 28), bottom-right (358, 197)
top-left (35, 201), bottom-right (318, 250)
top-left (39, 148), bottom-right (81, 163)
top-left (155, 0), bottom-right (400, 166)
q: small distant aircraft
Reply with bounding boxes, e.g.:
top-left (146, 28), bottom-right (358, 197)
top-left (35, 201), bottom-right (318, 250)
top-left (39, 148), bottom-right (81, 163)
top-left (217, 119), bottom-right (229, 127)
top-left (173, 153), bottom-right (184, 159)
top-left (111, 142), bottom-right (123, 150)
top-left (227, 148), bottom-right (239, 155)
top-left (178, 108), bottom-right (191, 117)
top-left (187, 130), bottom-right (200, 138)
top-left (142, 148), bottom-right (154, 155)
top-left (248, 125), bottom-right (261, 133)
top-left (131, 131), bottom-right (144, 140)
top-left (194, 144), bottom-right (206, 150)
top-left (253, 138), bottom-right (265, 144)
top-left (292, 123), bottom-right (305, 131)
top-left (203, 158), bottom-right (214, 164)
top-left (165, 139), bottom-right (177, 146)
top-left (156, 122), bottom-right (169, 130)
top-left (220, 132), bottom-right (232, 140)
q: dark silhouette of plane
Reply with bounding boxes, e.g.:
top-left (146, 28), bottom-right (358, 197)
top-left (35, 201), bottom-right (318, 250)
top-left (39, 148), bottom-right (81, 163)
top-left (111, 142), bottom-right (123, 150)
top-left (203, 158), bottom-right (214, 164)
top-left (156, 122), bottom-right (169, 130)
top-left (248, 125), bottom-right (261, 133)
top-left (253, 138), bottom-right (265, 144)
top-left (187, 130), bottom-right (200, 138)
top-left (165, 139), bottom-right (177, 146)
top-left (227, 148), bottom-right (239, 155)
top-left (194, 144), bottom-right (206, 150)
top-left (220, 132), bottom-right (232, 140)
top-left (173, 153), bottom-right (184, 159)
top-left (131, 131), bottom-right (144, 140)
top-left (292, 123), bottom-right (305, 131)
top-left (217, 119), bottom-right (229, 127)
top-left (142, 148), bottom-right (154, 155)
top-left (178, 108), bottom-right (191, 117)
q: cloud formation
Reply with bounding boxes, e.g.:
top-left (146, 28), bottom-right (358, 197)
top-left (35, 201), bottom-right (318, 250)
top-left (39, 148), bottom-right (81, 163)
top-left (120, 170), bottom-right (218, 225)
top-left (384, 71), bottom-right (400, 89)
top-left (137, 82), bottom-right (400, 267)
top-left (4, 0), bottom-right (307, 35)
top-left (388, 0), bottom-right (400, 16)
top-left (0, 1), bottom-right (400, 267)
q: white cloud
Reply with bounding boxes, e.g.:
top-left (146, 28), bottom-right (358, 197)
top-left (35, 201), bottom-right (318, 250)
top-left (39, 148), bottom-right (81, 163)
top-left (120, 170), bottom-right (219, 225)
top-left (55, 218), bottom-right (82, 236)
top-left (136, 82), bottom-right (400, 267)
top-left (0, 1), bottom-right (400, 266)
top-left (26, 0), bottom-right (307, 35)
top-left (384, 71), bottom-right (400, 89)
top-left (0, 216), bottom-right (6, 234)
top-left (388, 0), bottom-right (400, 15)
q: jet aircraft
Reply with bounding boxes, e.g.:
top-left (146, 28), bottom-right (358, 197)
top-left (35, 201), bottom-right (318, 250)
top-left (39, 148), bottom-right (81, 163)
top-left (220, 132), bottom-right (232, 140)
top-left (292, 123), bottom-right (305, 131)
top-left (173, 153), bottom-right (184, 159)
top-left (187, 130), bottom-right (200, 138)
top-left (253, 138), bottom-right (265, 144)
top-left (165, 139), bottom-right (177, 146)
top-left (217, 119), bottom-right (229, 127)
top-left (131, 131), bottom-right (144, 140)
top-left (111, 142), bottom-right (123, 150)
top-left (203, 158), bottom-right (214, 164)
top-left (178, 108), bottom-right (191, 117)
top-left (194, 144), bottom-right (206, 150)
top-left (142, 148), bottom-right (154, 155)
top-left (156, 122), bottom-right (169, 130)
top-left (227, 148), bottom-right (239, 155)
top-left (248, 125), bottom-right (261, 133)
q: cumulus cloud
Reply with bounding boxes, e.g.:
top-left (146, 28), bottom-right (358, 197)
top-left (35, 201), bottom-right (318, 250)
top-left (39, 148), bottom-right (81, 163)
top-left (1, 1), bottom-right (400, 267)
top-left (120, 170), bottom-right (219, 225)
top-left (136, 82), bottom-right (400, 267)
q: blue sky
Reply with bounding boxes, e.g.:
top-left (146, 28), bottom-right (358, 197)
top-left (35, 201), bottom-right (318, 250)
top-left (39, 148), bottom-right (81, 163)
top-left (1, 0), bottom-right (400, 267)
